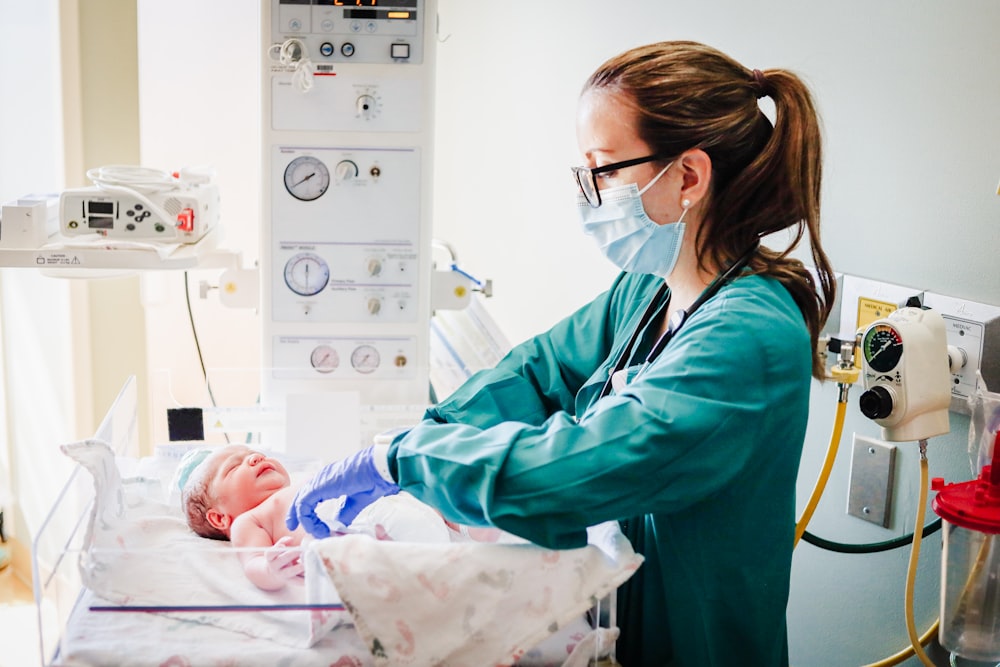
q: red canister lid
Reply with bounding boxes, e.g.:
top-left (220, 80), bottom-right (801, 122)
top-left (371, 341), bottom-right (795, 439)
top-left (932, 467), bottom-right (1000, 534)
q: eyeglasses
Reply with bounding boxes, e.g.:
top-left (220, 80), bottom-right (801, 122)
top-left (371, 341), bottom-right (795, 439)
top-left (571, 154), bottom-right (668, 208)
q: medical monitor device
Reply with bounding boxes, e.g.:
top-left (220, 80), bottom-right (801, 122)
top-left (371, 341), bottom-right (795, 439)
top-left (261, 0), bottom-right (436, 410)
top-left (59, 180), bottom-right (219, 244)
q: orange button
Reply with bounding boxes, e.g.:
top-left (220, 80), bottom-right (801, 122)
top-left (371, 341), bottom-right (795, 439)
top-left (176, 208), bottom-right (195, 232)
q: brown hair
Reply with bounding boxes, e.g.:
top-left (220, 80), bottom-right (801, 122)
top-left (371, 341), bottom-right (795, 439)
top-left (182, 456), bottom-right (229, 541)
top-left (584, 41), bottom-right (835, 379)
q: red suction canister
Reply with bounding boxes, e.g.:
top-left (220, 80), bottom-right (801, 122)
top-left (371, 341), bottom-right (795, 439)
top-left (932, 430), bottom-right (1000, 534)
top-left (932, 430), bottom-right (1000, 662)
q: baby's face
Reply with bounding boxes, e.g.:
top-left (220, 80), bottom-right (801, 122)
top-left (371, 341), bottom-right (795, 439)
top-left (208, 445), bottom-right (291, 519)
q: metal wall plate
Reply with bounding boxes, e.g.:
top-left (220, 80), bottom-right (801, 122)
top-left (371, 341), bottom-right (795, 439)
top-left (847, 435), bottom-right (897, 527)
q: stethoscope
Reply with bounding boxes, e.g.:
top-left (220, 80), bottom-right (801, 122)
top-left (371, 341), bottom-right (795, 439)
top-left (598, 243), bottom-right (760, 399)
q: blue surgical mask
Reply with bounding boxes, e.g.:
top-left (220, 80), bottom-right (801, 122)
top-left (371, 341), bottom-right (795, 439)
top-left (577, 162), bottom-right (686, 278)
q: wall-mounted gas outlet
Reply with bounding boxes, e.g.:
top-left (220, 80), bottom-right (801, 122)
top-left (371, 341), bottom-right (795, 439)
top-left (839, 275), bottom-right (921, 341)
top-left (923, 292), bottom-right (1000, 413)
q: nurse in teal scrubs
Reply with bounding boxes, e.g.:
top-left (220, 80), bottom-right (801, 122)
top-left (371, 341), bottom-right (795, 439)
top-left (289, 40), bottom-right (836, 667)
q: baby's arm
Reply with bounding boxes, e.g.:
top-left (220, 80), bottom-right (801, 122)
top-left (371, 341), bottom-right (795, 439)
top-left (231, 512), bottom-right (303, 591)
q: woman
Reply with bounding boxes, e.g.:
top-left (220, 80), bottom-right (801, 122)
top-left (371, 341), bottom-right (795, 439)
top-left (288, 40), bottom-right (835, 666)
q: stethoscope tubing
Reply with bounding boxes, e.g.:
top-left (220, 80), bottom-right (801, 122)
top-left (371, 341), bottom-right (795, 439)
top-left (597, 244), bottom-right (759, 400)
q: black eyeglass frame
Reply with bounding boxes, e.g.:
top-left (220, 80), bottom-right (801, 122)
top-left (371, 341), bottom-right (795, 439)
top-left (572, 153), bottom-right (670, 208)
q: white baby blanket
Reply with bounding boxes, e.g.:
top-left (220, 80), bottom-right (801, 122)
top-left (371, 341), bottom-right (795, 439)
top-left (313, 522), bottom-right (640, 666)
top-left (62, 438), bottom-right (643, 664)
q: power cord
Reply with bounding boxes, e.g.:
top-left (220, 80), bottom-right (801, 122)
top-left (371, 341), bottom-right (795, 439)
top-left (183, 271), bottom-right (230, 444)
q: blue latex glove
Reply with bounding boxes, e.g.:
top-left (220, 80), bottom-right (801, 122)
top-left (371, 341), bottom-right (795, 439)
top-left (286, 446), bottom-right (400, 538)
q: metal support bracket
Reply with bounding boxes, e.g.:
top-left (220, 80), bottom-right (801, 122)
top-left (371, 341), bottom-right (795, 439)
top-left (847, 435), bottom-right (897, 527)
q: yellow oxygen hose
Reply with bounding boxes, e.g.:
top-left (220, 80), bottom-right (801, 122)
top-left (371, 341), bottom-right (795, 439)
top-left (794, 356), bottom-right (858, 547)
top-left (903, 442), bottom-right (936, 667)
top-left (856, 442), bottom-right (939, 667)
top-left (861, 622), bottom-right (939, 667)
top-left (791, 339), bottom-right (940, 666)
top-left (795, 399), bottom-right (847, 546)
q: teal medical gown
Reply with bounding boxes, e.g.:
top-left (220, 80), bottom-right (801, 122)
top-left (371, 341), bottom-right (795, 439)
top-left (387, 270), bottom-right (812, 667)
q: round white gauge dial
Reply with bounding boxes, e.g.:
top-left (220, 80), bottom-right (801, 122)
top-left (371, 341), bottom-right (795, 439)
top-left (284, 253), bottom-right (330, 296)
top-left (351, 344), bottom-right (380, 374)
top-left (284, 155), bottom-right (330, 201)
top-left (310, 344), bottom-right (339, 374)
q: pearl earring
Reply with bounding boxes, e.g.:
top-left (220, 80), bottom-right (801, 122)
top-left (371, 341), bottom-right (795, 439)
top-left (677, 198), bottom-right (693, 224)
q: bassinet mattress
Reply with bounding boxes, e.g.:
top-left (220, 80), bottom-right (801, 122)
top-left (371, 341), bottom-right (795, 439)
top-left (52, 587), bottom-right (598, 667)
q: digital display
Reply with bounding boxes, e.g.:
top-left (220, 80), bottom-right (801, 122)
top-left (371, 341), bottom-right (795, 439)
top-left (87, 201), bottom-right (114, 215)
top-left (326, 0), bottom-right (418, 7)
top-left (88, 217), bottom-right (114, 229)
top-left (345, 8), bottom-right (415, 19)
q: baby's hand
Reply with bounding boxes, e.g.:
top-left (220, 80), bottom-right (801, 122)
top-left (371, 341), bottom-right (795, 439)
top-left (266, 536), bottom-right (304, 581)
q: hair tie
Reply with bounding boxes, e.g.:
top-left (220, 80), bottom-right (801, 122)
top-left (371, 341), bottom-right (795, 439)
top-left (752, 69), bottom-right (771, 99)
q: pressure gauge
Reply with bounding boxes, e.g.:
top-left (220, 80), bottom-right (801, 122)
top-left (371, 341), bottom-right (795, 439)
top-left (310, 344), bottom-right (339, 374)
top-left (351, 344), bottom-right (380, 374)
top-left (284, 253), bottom-right (330, 297)
top-left (863, 324), bottom-right (904, 373)
top-left (284, 155), bottom-right (330, 201)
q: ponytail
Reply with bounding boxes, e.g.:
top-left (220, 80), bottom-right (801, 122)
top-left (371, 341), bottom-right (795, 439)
top-left (585, 41), bottom-right (836, 379)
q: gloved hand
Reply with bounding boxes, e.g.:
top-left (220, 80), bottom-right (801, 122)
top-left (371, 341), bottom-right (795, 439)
top-left (286, 445), bottom-right (400, 538)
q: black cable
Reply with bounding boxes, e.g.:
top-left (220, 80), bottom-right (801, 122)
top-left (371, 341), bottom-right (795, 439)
top-left (183, 271), bottom-right (230, 444)
top-left (801, 519), bottom-right (942, 554)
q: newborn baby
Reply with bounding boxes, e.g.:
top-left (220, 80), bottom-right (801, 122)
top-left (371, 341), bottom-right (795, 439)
top-left (177, 445), bottom-right (513, 591)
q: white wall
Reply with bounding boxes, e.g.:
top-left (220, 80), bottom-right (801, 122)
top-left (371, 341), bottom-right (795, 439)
top-left (433, 1), bottom-right (1000, 343)
top-left (106, 1), bottom-right (1000, 664)
top-left (136, 0), bottom-right (262, 441)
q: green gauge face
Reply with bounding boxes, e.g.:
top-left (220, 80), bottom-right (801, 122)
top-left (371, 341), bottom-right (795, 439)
top-left (284, 155), bottom-right (330, 201)
top-left (863, 324), bottom-right (903, 373)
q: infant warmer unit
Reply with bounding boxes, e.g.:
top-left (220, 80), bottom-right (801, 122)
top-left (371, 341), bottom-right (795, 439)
top-left (932, 429), bottom-right (1000, 662)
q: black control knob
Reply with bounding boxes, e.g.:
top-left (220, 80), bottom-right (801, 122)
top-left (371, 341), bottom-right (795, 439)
top-left (859, 386), bottom-right (894, 420)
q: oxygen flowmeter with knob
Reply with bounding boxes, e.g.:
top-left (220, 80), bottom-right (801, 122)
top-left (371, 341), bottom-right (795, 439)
top-left (858, 307), bottom-right (952, 443)
top-left (856, 307), bottom-right (957, 667)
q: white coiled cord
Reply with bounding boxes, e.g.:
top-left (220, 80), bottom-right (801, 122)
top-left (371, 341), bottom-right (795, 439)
top-left (86, 165), bottom-right (178, 193)
top-left (269, 38), bottom-right (314, 93)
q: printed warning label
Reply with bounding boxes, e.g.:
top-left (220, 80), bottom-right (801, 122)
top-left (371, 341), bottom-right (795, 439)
top-left (35, 252), bottom-right (83, 266)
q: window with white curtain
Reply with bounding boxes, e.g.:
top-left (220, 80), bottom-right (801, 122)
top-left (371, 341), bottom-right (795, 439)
top-left (0, 0), bottom-right (80, 542)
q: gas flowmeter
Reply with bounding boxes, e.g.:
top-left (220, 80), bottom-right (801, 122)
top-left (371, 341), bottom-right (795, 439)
top-left (858, 307), bottom-right (952, 442)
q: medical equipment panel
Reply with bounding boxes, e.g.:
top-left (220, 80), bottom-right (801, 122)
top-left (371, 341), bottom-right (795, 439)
top-left (60, 181), bottom-right (218, 243)
top-left (261, 0), bottom-right (435, 410)
top-left (271, 145), bottom-right (421, 323)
